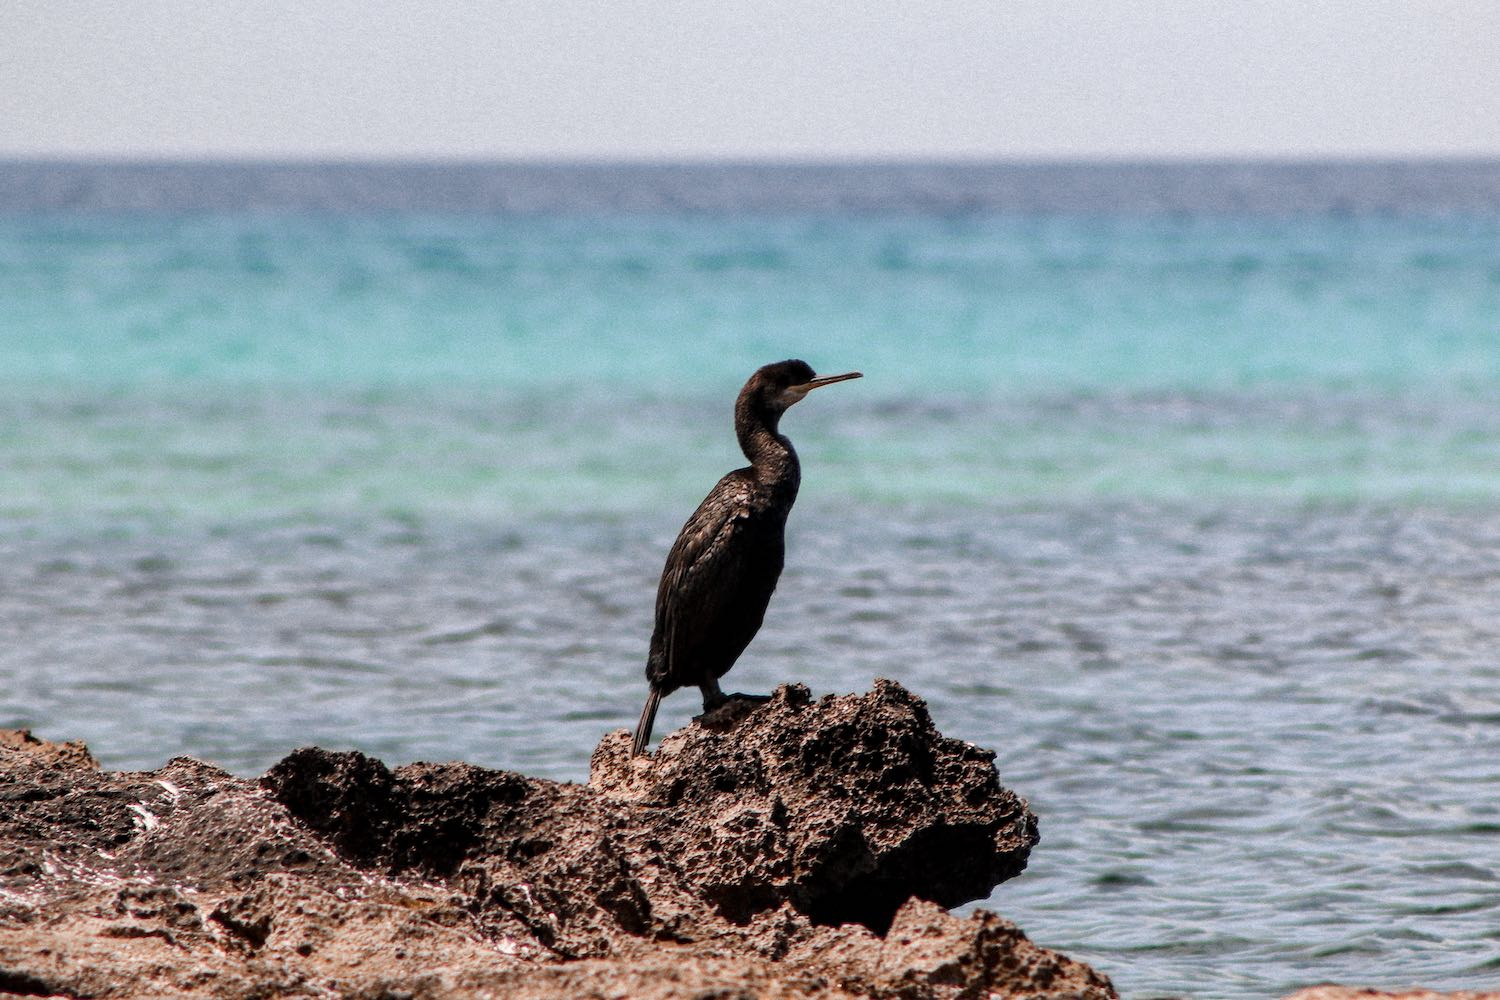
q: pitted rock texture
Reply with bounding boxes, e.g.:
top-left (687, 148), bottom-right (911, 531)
top-left (588, 680), bottom-right (1038, 931)
top-left (0, 683), bottom-right (1113, 999)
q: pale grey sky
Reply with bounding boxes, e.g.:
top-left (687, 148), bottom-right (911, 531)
top-left (3, 0), bottom-right (1497, 160)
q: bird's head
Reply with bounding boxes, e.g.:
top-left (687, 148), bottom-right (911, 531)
top-left (740, 359), bottom-right (863, 418)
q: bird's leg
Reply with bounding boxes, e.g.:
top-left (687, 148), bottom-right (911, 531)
top-left (693, 676), bottom-right (776, 734)
top-left (700, 676), bottom-right (729, 712)
top-left (703, 675), bottom-right (772, 707)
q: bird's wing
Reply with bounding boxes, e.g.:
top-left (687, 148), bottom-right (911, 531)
top-left (650, 472), bottom-right (759, 689)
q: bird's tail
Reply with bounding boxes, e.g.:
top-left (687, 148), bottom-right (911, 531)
top-left (632, 688), bottom-right (662, 757)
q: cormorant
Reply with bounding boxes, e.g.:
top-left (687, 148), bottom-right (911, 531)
top-left (631, 360), bottom-right (862, 756)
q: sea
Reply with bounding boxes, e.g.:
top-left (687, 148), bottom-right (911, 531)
top-left (2, 160), bottom-right (1498, 999)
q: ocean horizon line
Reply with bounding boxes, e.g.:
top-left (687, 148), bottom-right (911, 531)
top-left (5, 152), bottom-right (1500, 167)
top-left (6, 157), bottom-right (1500, 216)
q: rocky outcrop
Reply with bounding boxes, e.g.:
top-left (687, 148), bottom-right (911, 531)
top-left (0, 681), bottom-right (1114, 999)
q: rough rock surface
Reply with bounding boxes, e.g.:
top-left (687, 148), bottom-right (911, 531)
top-left (0, 681), bottom-right (1115, 999)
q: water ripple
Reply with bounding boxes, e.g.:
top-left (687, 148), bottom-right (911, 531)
top-left (4, 504), bottom-right (1500, 998)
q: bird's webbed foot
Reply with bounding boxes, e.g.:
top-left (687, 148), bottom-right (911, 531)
top-left (699, 679), bottom-right (771, 714)
top-left (694, 691), bottom-right (771, 731)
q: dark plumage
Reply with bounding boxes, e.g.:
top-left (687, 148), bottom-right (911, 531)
top-left (632, 360), bottom-right (861, 756)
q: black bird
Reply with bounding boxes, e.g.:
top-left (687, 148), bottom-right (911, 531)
top-left (632, 360), bottom-right (862, 756)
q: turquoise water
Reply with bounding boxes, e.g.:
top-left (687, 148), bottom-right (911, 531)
top-left (4, 207), bottom-right (1500, 521)
top-left (3, 162), bottom-right (1500, 998)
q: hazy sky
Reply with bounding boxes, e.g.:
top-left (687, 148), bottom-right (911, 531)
top-left (3, 1), bottom-right (1497, 160)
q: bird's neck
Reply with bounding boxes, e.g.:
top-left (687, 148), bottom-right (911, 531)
top-left (737, 407), bottom-right (801, 500)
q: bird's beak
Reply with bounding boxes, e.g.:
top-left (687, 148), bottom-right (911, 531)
top-left (780, 370), bottom-right (862, 408)
top-left (794, 371), bottom-right (863, 393)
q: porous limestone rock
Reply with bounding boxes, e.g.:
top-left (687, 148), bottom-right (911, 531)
top-left (0, 682), bottom-right (1113, 999)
